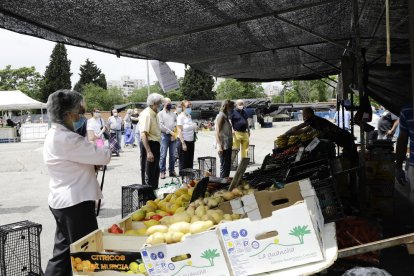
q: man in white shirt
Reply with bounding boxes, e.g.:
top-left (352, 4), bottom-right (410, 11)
top-left (108, 109), bottom-right (123, 153)
top-left (43, 90), bottom-right (111, 276)
top-left (334, 106), bottom-right (351, 131)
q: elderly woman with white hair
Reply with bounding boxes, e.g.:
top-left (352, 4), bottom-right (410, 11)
top-left (139, 93), bottom-right (164, 189)
top-left (43, 90), bottom-right (111, 275)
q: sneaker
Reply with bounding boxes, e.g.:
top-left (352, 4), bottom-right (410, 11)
top-left (169, 171), bottom-right (177, 177)
top-left (160, 172), bottom-right (166, 179)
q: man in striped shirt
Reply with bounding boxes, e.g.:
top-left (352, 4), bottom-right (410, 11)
top-left (396, 106), bottom-right (413, 205)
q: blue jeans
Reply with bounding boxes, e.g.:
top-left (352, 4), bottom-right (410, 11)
top-left (159, 133), bottom-right (177, 174)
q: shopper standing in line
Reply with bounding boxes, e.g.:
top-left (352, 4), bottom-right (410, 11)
top-left (131, 108), bottom-right (140, 148)
top-left (139, 93), bottom-right (163, 189)
top-left (43, 90), bottom-right (111, 276)
top-left (177, 100), bottom-right (196, 174)
top-left (158, 97), bottom-right (177, 179)
top-left (86, 108), bottom-right (106, 148)
top-left (108, 109), bottom-right (123, 154)
top-left (124, 109), bottom-right (135, 146)
top-left (230, 99), bottom-right (250, 159)
top-left (395, 106), bottom-right (412, 207)
top-left (216, 100), bottom-right (235, 178)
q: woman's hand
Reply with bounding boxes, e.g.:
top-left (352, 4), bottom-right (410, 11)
top-left (218, 146), bottom-right (223, 156)
top-left (182, 142), bottom-right (187, 151)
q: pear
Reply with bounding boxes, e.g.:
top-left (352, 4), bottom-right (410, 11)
top-left (195, 205), bottom-right (206, 217)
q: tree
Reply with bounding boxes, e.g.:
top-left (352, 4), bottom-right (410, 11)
top-left (0, 65), bottom-right (42, 101)
top-left (165, 89), bottom-right (183, 101)
top-left (127, 83), bottom-right (163, 103)
top-left (40, 43), bottom-right (72, 102)
top-left (180, 66), bottom-right (215, 100)
top-left (216, 79), bottom-right (265, 100)
top-left (82, 84), bottom-right (124, 112)
top-left (278, 78), bottom-right (332, 103)
top-left (74, 59), bottom-right (107, 92)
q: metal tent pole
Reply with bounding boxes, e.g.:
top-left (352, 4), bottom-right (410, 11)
top-left (409, 0), bottom-right (414, 116)
top-left (146, 59), bottom-right (150, 97)
top-left (352, 0), bottom-right (366, 208)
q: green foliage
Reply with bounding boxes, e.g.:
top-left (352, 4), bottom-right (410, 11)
top-left (0, 65), bottom-right (43, 101)
top-left (280, 78), bottom-right (333, 103)
top-left (74, 59), bottom-right (107, 92)
top-left (216, 79), bottom-right (266, 100)
top-left (289, 225), bottom-right (311, 244)
top-left (165, 89), bottom-right (183, 101)
top-left (127, 83), bottom-right (163, 103)
top-left (181, 66), bottom-right (215, 100)
top-left (200, 249), bottom-right (220, 266)
top-left (40, 43), bottom-right (72, 102)
top-left (83, 83), bottom-right (124, 112)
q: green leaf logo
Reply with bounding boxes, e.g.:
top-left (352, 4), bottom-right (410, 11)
top-left (289, 225), bottom-right (311, 244)
top-left (200, 249), bottom-right (220, 266)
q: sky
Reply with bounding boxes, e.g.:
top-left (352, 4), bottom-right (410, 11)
top-left (0, 28), bottom-right (281, 91)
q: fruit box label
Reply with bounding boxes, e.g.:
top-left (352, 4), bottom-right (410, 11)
top-left (218, 203), bottom-right (324, 276)
top-left (70, 252), bottom-right (144, 274)
top-left (141, 230), bottom-right (230, 276)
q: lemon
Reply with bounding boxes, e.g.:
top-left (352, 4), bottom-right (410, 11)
top-left (138, 263), bottom-right (147, 273)
top-left (129, 261), bottom-right (139, 272)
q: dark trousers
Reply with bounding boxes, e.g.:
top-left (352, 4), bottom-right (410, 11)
top-left (220, 148), bottom-right (232, 178)
top-left (140, 140), bottom-right (160, 189)
top-left (45, 201), bottom-right (98, 276)
top-left (178, 140), bottom-right (195, 173)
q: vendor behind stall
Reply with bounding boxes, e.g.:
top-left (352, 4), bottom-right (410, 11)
top-left (286, 107), bottom-right (358, 164)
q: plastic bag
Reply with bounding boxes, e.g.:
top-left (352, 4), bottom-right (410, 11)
top-left (154, 177), bottom-right (182, 198)
top-left (342, 267), bottom-right (392, 276)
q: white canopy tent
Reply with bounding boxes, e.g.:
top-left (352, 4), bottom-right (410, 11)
top-left (0, 90), bottom-right (46, 111)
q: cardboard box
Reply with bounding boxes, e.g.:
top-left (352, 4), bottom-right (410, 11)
top-left (141, 230), bottom-right (231, 276)
top-left (70, 229), bottom-right (145, 275)
top-left (218, 179), bottom-right (325, 275)
top-left (102, 215), bottom-right (148, 252)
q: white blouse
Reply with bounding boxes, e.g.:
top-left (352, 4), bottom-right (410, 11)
top-left (43, 124), bottom-right (111, 209)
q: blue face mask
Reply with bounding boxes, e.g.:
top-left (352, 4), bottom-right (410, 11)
top-left (73, 115), bottom-right (86, 132)
top-left (185, 108), bottom-right (192, 115)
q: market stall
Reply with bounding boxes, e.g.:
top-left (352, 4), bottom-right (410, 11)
top-left (0, 90), bottom-right (47, 142)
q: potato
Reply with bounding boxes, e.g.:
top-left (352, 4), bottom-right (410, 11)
top-left (146, 225), bottom-right (168, 236)
top-left (168, 222), bottom-right (191, 234)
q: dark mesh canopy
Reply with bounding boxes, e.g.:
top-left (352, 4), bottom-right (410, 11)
top-left (0, 0), bottom-right (411, 112)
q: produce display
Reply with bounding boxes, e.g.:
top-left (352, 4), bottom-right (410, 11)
top-left (143, 184), bottom-right (253, 245)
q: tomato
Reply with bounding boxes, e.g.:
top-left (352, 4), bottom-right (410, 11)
top-left (150, 215), bottom-right (163, 221)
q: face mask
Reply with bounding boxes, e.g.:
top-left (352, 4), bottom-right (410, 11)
top-left (93, 112), bottom-right (100, 118)
top-left (237, 105), bottom-right (244, 110)
top-left (113, 112), bottom-right (118, 117)
top-left (185, 108), bottom-right (192, 115)
top-left (166, 104), bottom-right (172, 110)
top-left (73, 115), bottom-right (86, 132)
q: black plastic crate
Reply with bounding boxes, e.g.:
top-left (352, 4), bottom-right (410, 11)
top-left (312, 178), bottom-right (345, 223)
top-left (121, 184), bottom-right (156, 218)
top-left (198, 156), bottom-right (216, 176)
top-left (248, 145), bottom-right (255, 164)
top-left (231, 149), bottom-right (239, 171)
top-left (180, 168), bottom-right (202, 184)
top-left (0, 221), bottom-right (43, 276)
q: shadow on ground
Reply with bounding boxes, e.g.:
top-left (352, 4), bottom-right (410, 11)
top-left (0, 206), bottom-right (39, 214)
top-left (97, 208), bottom-right (122, 219)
